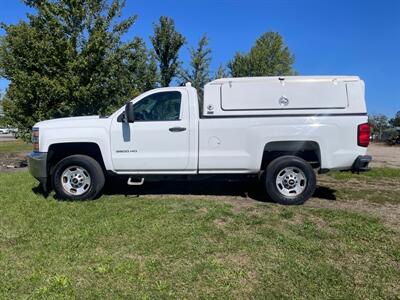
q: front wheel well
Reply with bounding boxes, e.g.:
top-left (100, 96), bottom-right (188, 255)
top-left (47, 142), bottom-right (106, 175)
top-left (260, 141), bottom-right (321, 170)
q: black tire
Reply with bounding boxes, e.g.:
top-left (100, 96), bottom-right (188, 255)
top-left (265, 155), bottom-right (316, 205)
top-left (52, 155), bottom-right (105, 200)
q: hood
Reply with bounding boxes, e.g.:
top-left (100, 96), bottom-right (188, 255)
top-left (34, 115), bottom-right (110, 129)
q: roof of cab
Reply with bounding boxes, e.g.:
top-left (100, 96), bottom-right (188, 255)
top-left (207, 76), bottom-right (361, 86)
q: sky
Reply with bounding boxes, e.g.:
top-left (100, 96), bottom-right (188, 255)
top-left (0, 0), bottom-right (399, 117)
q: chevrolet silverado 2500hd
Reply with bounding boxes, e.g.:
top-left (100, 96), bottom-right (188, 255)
top-left (28, 76), bottom-right (371, 204)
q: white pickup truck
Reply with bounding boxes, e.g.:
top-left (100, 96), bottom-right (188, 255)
top-left (28, 76), bottom-right (371, 204)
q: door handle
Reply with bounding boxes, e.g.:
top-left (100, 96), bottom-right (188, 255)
top-left (169, 127), bottom-right (186, 132)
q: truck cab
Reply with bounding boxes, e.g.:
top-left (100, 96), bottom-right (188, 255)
top-left (110, 86), bottom-right (199, 173)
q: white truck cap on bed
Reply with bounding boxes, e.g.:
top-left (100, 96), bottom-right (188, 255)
top-left (203, 76), bottom-right (365, 117)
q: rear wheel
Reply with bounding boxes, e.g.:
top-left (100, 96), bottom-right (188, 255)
top-left (265, 156), bottom-right (316, 205)
top-left (52, 155), bottom-right (105, 200)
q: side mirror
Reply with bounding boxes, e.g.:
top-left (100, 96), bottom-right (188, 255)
top-left (124, 102), bottom-right (134, 123)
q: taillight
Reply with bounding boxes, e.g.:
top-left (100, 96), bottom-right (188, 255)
top-left (32, 128), bottom-right (39, 151)
top-left (358, 123), bottom-right (370, 147)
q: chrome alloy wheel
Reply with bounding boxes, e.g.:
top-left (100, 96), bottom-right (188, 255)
top-left (275, 167), bottom-right (307, 198)
top-left (61, 166), bottom-right (91, 196)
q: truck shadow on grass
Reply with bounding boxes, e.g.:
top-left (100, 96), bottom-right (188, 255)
top-left (101, 178), bottom-right (337, 203)
top-left (32, 178), bottom-right (337, 202)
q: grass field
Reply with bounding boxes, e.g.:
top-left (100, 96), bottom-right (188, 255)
top-left (0, 171), bottom-right (399, 299)
top-left (329, 168), bottom-right (400, 180)
top-left (0, 140), bottom-right (32, 153)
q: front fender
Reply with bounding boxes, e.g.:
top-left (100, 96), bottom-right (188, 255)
top-left (40, 127), bottom-right (113, 170)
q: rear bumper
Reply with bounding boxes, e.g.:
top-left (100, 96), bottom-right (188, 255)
top-left (28, 151), bottom-right (48, 186)
top-left (352, 155), bottom-right (372, 172)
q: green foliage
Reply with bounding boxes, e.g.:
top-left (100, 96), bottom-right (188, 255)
top-left (179, 35), bottom-right (211, 101)
top-left (214, 64), bottom-right (229, 79)
top-left (125, 37), bottom-right (159, 94)
top-left (389, 111), bottom-right (400, 127)
top-left (150, 16), bottom-right (185, 87)
top-left (0, 89), bottom-right (4, 121)
top-left (228, 32), bottom-right (295, 77)
top-left (369, 114), bottom-right (389, 139)
top-left (0, 0), bottom-right (156, 139)
top-left (0, 117), bottom-right (7, 127)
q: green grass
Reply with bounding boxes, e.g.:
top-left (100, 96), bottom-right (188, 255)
top-left (328, 168), bottom-right (400, 180)
top-left (1, 171), bottom-right (399, 299)
top-left (335, 188), bottom-right (400, 205)
top-left (324, 168), bottom-right (400, 204)
top-left (0, 140), bottom-right (32, 153)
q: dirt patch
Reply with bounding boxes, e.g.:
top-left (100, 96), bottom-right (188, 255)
top-left (368, 143), bottom-right (400, 168)
top-left (0, 152), bottom-right (28, 172)
top-left (213, 216), bottom-right (234, 228)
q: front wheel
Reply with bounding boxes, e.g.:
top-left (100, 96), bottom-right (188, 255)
top-left (265, 156), bottom-right (316, 205)
top-left (52, 155), bottom-right (105, 200)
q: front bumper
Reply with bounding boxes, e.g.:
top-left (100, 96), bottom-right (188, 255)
top-left (352, 155), bottom-right (372, 172)
top-left (28, 151), bottom-right (48, 186)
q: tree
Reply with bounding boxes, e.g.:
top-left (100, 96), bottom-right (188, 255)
top-left (389, 111), bottom-right (400, 127)
top-left (125, 38), bottom-right (159, 95)
top-left (0, 0), bottom-right (153, 139)
top-left (179, 35), bottom-right (211, 100)
top-left (150, 16), bottom-right (185, 87)
top-left (228, 32), bottom-right (295, 77)
top-left (0, 89), bottom-right (4, 120)
top-left (214, 64), bottom-right (228, 79)
top-left (369, 114), bottom-right (389, 140)
top-left (0, 89), bottom-right (10, 127)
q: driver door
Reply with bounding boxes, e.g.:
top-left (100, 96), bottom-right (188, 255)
top-left (110, 90), bottom-right (190, 172)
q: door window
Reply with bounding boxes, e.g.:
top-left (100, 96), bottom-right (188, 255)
top-left (132, 91), bottom-right (182, 121)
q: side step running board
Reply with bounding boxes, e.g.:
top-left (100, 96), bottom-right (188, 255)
top-left (127, 177), bottom-right (145, 186)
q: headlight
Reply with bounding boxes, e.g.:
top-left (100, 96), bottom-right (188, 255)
top-left (32, 127), bottom-right (39, 151)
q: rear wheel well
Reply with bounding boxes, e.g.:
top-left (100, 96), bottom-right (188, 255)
top-left (47, 143), bottom-right (106, 175)
top-left (260, 141), bottom-right (321, 170)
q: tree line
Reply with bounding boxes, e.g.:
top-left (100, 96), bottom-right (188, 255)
top-left (369, 112), bottom-right (400, 141)
top-left (0, 0), bottom-right (295, 137)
